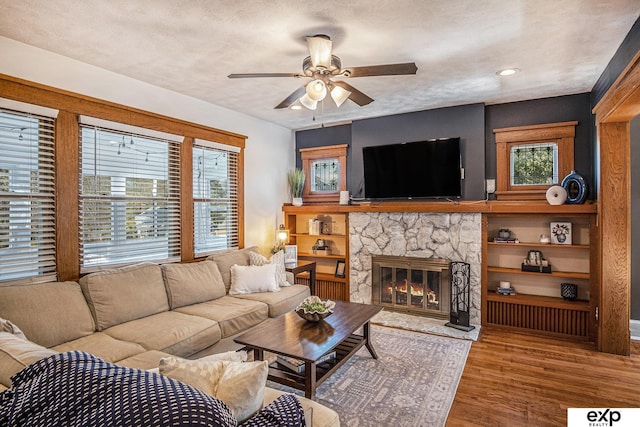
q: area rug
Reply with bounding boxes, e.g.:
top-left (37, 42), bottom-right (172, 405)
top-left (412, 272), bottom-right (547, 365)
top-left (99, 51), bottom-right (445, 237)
top-left (268, 325), bottom-right (471, 427)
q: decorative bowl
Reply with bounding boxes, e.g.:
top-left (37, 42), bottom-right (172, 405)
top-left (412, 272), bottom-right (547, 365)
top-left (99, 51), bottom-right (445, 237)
top-left (295, 296), bottom-right (336, 322)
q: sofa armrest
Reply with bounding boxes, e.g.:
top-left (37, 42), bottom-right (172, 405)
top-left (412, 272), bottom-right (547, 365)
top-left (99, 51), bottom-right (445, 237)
top-left (263, 387), bottom-right (340, 427)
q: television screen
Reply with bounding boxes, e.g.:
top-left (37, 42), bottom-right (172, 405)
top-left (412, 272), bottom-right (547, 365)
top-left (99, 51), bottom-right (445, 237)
top-left (363, 138), bottom-right (462, 199)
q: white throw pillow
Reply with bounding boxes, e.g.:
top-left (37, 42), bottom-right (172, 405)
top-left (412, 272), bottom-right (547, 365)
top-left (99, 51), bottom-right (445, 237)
top-left (229, 263), bottom-right (280, 295)
top-left (159, 356), bottom-right (269, 423)
top-left (248, 250), bottom-right (290, 287)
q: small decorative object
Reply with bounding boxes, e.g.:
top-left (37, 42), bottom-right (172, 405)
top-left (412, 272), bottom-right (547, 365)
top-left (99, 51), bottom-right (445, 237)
top-left (339, 190), bottom-right (350, 205)
top-left (498, 228), bottom-right (511, 239)
top-left (284, 245), bottom-right (297, 265)
top-left (499, 280), bottom-right (511, 289)
top-left (550, 222), bottom-right (572, 245)
top-left (561, 170), bottom-right (588, 204)
top-left (295, 296), bottom-right (336, 322)
top-left (545, 185), bottom-right (567, 205)
top-left (445, 262), bottom-right (475, 332)
top-left (312, 239), bottom-right (330, 255)
top-left (309, 218), bottom-right (322, 235)
top-left (522, 249), bottom-right (552, 273)
top-left (560, 282), bottom-right (578, 301)
top-left (539, 234), bottom-right (551, 244)
top-left (287, 169), bottom-right (305, 206)
top-left (497, 286), bottom-right (516, 295)
top-left (334, 259), bottom-right (346, 278)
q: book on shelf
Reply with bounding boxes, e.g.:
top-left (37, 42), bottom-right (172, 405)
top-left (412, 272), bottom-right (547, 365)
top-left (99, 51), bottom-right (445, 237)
top-left (276, 351), bottom-right (336, 374)
top-left (493, 237), bottom-right (520, 243)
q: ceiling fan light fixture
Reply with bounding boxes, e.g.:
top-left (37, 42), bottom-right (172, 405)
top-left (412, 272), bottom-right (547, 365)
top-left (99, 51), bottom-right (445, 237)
top-left (330, 85), bottom-right (351, 107)
top-left (306, 35), bottom-right (332, 69)
top-left (290, 104), bottom-right (302, 110)
top-left (306, 79), bottom-right (327, 101)
top-left (299, 94), bottom-right (317, 110)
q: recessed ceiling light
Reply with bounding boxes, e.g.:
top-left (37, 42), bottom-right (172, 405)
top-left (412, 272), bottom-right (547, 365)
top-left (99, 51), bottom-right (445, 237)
top-left (497, 68), bottom-right (520, 76)
top-left (290, 105), bottom-right (302, 110)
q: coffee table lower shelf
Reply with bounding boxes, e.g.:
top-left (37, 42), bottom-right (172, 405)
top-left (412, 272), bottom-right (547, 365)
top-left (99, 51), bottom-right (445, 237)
top-left (266, 333), bottom-right (366, 398)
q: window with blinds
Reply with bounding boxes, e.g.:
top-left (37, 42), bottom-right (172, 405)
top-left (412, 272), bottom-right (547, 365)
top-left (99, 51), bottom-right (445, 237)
top-left (79, 125), bottom-right (181, 270)
top-left (0, 107), bottom-right (56, 284)
top-left (193, 141), bottom-right (239, 256)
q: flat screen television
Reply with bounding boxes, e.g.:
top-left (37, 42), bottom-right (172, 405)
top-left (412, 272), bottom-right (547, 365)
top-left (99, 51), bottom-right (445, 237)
top-left (363, 138), bottom-right (462, 199)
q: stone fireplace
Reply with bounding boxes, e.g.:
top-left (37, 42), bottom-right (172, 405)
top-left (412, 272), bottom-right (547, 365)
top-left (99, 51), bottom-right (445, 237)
top-left (372, 255), bottom-right (450, 318)
top-left (349, 212), bottom-right (482, 325)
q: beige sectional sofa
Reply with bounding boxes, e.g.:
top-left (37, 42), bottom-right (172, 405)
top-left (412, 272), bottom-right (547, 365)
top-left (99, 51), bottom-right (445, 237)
top-left (0, 246), bottom-right (340, 427)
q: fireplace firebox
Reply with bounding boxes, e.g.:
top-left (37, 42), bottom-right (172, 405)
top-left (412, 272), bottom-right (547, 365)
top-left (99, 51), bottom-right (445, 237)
top-left (372, 255), bottom-right (450, 318)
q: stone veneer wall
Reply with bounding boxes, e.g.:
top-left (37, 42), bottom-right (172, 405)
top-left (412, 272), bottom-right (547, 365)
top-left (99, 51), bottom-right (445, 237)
top-left (349, 212), bottom-right (482, 326)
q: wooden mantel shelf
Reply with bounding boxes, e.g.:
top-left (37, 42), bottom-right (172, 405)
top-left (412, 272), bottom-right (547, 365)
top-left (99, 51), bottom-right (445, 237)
top-left (283, 200), bottom-right (597, 214)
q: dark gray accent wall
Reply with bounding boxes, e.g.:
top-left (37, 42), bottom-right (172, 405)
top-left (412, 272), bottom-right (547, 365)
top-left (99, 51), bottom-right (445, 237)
top-left (295, 104), bottom-right (486, 200)
top-left (632, 116), bottom-right (640, 320)
top-left (591, 16), bottom-right (640, 107)
top-left (485, 94), bottom-right (594, 198)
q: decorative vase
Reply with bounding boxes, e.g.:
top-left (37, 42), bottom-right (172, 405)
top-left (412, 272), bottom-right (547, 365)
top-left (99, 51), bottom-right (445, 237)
top-left (292, 197), bottom-right (303, 206)
top-left (545, 185), bottom-right (567, 205)
top-left (561, 283), bottom-right (578, 300)
top-left (561, 170), bottom-right (589, 204)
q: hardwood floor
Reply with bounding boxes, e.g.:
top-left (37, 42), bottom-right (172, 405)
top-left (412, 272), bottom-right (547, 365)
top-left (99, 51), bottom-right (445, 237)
top-left (447, 327), bottom-right (640, 426)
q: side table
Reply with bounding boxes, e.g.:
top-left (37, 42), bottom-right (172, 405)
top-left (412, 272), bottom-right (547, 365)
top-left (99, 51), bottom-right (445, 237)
top-left (285, 260), bottom-right (316, 295)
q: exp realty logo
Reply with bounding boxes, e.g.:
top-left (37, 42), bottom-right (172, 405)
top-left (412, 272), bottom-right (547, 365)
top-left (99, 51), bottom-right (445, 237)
top-left (568, 408), bottom-right (640, 427)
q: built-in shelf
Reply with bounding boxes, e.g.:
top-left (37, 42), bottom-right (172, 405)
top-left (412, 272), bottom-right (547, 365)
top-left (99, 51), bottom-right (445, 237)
top-left (485, 292), bottom-right (589, 311)
top-left (487, 266), bottom-right (590, 280)
top-left (298, 252), bottom-right (346, 260)
top-left (487, 242), bottom-right (590, 250)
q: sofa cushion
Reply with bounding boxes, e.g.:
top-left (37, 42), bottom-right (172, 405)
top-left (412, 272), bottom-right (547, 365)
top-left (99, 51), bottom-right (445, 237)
top-left (0, 281), bottom-right (95, 348)
top-left (231, 284), bottom-right (311, 317)
top-left (116, 350), bottom-right (174, 370)
top-left (175, 296), bottom-right (268, 338)
top-left (0, 332), bottom-right (57, 388)
top-left (207, 246), bottom-right (260, 293)
top-left (162, 261), bottom-right (226, 309)
top-left (103, 311), bottom-right (221, 358)
top-left (52, 332), bottom-right (146, 363)
top-left (229, 263), bottom-right (279, 295)
top-left (79, 262), bottom-right (169, 331)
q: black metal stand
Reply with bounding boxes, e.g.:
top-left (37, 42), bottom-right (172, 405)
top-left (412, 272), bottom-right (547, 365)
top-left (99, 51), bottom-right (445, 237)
top-left (446, 261), bottom-right (475, 332)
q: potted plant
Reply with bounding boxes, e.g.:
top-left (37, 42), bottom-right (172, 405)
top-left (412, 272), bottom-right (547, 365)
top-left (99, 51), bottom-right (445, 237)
top-left (287, 169), bottom-right (305, 206)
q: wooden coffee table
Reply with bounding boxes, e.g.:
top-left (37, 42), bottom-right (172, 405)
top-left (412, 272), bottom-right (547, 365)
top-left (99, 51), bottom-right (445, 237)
top-left (234, 301), bottom-right (382, 399)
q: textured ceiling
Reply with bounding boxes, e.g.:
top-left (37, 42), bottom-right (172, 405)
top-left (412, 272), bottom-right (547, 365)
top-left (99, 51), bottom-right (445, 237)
top-left (1, 1), bottom-right (639, 130)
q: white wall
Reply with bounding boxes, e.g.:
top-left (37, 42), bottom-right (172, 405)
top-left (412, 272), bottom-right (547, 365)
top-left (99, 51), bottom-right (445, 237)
top-left (0, 36), bottom-right (294, 253)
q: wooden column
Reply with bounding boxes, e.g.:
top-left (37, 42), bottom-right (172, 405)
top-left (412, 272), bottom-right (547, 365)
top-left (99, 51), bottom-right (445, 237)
top-left (597, 121), bottom-right (631, 355)
top-left (54, 111), bottom-right (80, 281)
top-left (180, 137), bottom-right (194, 261)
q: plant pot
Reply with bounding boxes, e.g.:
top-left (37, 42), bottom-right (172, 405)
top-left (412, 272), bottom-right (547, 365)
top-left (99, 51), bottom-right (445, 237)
top-left (292, 197), bottom-right (303, 206)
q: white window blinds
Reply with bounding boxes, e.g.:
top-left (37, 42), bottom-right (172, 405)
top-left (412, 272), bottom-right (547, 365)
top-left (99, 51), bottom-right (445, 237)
top-left (193, 140), bottom-right (239, 256)
top-left (0, 107), bottom-right (56, 284)
top-left (79, 124), bottom-right (181, 271)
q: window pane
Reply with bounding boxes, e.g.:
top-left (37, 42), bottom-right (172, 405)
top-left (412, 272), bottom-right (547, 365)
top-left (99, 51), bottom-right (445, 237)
top-left (311, 159), bottom-right (338, 192)
top-left (510, 143), bottom-right (558, 186)
top-left (193, 144), bottom-right (239, 256)
top-left (79, 126), bottom-right (180, 270)
top-left (0, 107), bottom-right (56, 284)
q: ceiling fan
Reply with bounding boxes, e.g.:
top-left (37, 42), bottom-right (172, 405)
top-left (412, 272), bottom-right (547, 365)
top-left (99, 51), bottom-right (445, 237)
top-left (228, 34), bottom-right (418, 110)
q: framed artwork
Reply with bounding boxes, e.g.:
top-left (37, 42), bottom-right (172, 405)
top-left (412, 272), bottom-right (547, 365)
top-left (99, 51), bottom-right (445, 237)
top-left (284, 245), bottom-right (298, 265)
top-left (550, 222), bottom-right (572, 245)
top-left (335, 259), bottom-right (346, 278)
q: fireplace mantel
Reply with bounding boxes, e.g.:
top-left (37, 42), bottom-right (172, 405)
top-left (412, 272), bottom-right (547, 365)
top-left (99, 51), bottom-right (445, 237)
top-left (283, 200), bottom-right (596, 214)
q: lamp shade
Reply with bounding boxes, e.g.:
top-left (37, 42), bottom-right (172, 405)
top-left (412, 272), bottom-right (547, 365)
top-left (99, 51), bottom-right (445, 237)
top-left (306, 79), bottom-right (327, 101)
top-left (275, 226), bottom-right (289, 245)
top-left (330, 85), bottom-right (351, 107)
top-left (299, 93), bottom-right (318, 110)
top-left (306, 36), bottom-right (332, 69)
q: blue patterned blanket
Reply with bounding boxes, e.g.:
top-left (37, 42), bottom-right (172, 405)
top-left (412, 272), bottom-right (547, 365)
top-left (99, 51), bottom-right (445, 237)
top-left (0, 351), bottom-right (305, 427)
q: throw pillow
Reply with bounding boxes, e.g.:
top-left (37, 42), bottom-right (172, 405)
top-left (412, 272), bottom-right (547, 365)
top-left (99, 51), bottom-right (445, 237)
top-left (249, 251), bottom-right (290, 287)
top-left (241, 394), bottom-right (306, 427)
top-left (159, 357), bottom-right (269, 423)
top-left (229, 264), bottom-right (280, 295)
top-left (0, 317), bottom-right (27, 340)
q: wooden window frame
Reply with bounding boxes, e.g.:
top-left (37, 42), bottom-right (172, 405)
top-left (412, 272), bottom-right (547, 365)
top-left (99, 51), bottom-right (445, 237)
top-left (494, 121), bottom-right (577, 201)
top-left (300, 144), bottom-right (347, 203)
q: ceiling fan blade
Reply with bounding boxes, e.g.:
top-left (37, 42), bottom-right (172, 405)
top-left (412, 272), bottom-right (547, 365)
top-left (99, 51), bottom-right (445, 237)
top-left (228, 73), bottom-right (303, 78)
top-left (344, 62), bottom-right (418, 78)
top-left (332, 81), bottom-right (374, 106)
top-left (274, 86), bottom-right (307, 109)
top-left (306, 35), bottom-right (332, 68)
